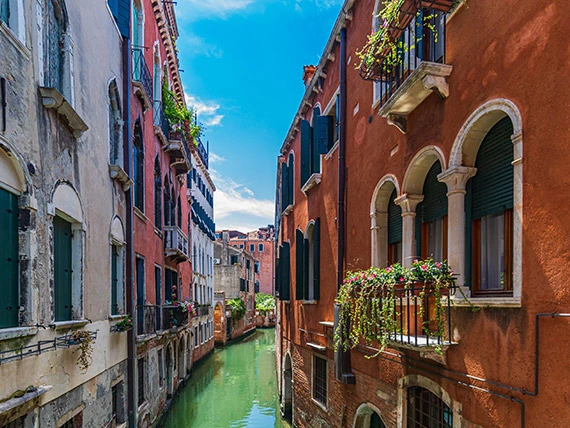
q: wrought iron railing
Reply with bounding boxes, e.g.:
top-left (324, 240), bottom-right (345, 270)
top-left (379, 281), bottom-right (456, 347)
top-left (136, 305), bottom-right (160, 335)
top-left (132, 48), bottom-right (153, 101)
top-left (372, 8), bottom-right (446, 107)
top-left (196, 139), bottom-right (209, 169)
top-left (153, 100), bottom-right (170, 136)
top-left (0, 331), bottom-right (97, 365)
top-left (161, 305), bottom-right (189, 329)
top-left (164, 225), bottom-right (189, 259)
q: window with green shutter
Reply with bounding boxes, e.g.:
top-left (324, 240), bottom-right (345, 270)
top-left (312, 218), bottom-right (320, 301)
top-left (466, 117), bottom-right (514, 294)
top-left (280, 242), bottom-right (291, 301)
top-left (0, 188), bottom-right (19, 328)
top-left (295, 229), bottom-right (304, 300)
top-left (300, 120), bottom-right (312, 186)
top-left (133, 121), bottom-right (144, 211)
top-left (111, 244), bottom-right (119, 315)
top-left (388, 189), bottom-right (402, 264)
top-left (54, 216), bottom-right (73, 322)
top-left (1, 0), bottom-right (10, 27)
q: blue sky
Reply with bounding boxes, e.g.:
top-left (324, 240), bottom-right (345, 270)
top-left (175, 0), bottom-right (343, 232)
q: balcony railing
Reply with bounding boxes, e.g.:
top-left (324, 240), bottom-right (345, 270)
top-left (196, 139), bottom-right (209, 169)
top-left (136, 304), bottom-right (190, 336)
top-left (132, 48), bottom-right (153, 104)
top-left (164, 225), bottom-right (189, 260)
top-left (374, 8), bottom-right (447, 109)
top-left (153, 100), bottom-right (169, 141)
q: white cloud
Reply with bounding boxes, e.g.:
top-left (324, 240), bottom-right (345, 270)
top-left (185, 94), bottom-right (225, 128)
top-left (209, 152), bottom-right (226, 164)
top-left (211, 170), bottom-right (275, 231)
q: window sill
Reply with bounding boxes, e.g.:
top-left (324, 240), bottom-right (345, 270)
top-left (134, 207), bottom-right (148, 223)
top-left (0, 385), bottom-right (52, 418)
top-left (51, 320), bottom-right (90, 331)
top-left (108, 314), bottom-right (126, 321)
top-left (311, 398), bottom-right (327, 413)
top-left (282, 204), bottom-right (294, 216)
top-left (0, 326), bottom-right (38, 342)
top-left (301, 173), bottom-right (322, 194)
top-left (0, 21), bottom-right (30, 59)
top-left (307, 342), bottom-right (326, 352)
top-left (301, 300), bottom-right (318, 305)
top-left (39, 87), bottom-right (89, 138)
top-left (109, 164), bottom-right (133, 191)
top-left (450, 296), bottom-right (521, 308)
top-left (324, 141), bottom-right (339, 160)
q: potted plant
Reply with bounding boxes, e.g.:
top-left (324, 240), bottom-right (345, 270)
top-left (112, 315), bottom-right (133, 332)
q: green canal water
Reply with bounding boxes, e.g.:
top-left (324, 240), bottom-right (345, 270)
top-left (161, 329), bottom-right (288, 428)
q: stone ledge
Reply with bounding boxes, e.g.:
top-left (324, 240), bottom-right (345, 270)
top-left (51, 320), bottom-right (90, 331)
top-left (449, 296), bottom-right (522, 308)
top-left (0, 326), bottom-right (37, 342)
top-left (0, 385), bottom-right (52, 426)
top-left (301, 173), bottom-right (322, 194)
top-left (39, 87), bottom-right (88, 138)
top-left (109, 164), bottom-right (133, 191)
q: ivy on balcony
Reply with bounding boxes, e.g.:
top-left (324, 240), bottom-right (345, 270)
top-left (357, 0), bottom-right (457, 80)
top-left (162, 81), bottom-right (205, 145)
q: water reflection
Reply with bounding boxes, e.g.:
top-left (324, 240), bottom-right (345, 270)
top-left (161, 329), bottom-right (287, 428)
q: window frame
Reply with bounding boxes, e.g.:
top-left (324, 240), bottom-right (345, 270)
top-left (312, 354), bottom-right (328, 409)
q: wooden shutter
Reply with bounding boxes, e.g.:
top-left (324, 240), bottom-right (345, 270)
top-left (281, 163), bottom-right (288, 210)
top-left (300, 120), bottom-right (312, 185)
top-left (155, 266), bottom-right (162, 306)
top-left (303, 238), bottom-right (310, 300)
top-left (276, 249), bottom-right (282, 298)
top-left (111, 245), bottom-right (119, 315)
top-left (388, 189), bottom-right (402, 244)
top-left (0, 0), bottom-right (9, 25)
top-left (295, 229), bottom-right (304, 300)
top-left (0, 189), bottom-right (18, 328)
top-left (288, 154), bottom-right (294, 207)
top-left (313, 218), bottom-right (320, 301)
top-left (282, 242), bottom-right (291, 301)
top-left (315, 115), bottom-right (334, 156)
top-left (471, 117), bottom-right (514, 220)
top-left (421, 161), bottom-right (447, 223)
top-left (335, 94), bottom-right (340, 143)
top-left (54, 216), bottom-right (73, 321)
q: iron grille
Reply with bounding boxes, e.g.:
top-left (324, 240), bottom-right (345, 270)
top-left (313, 355), bottom-right (327, 406)
top-left (407, 386), bottom-right (453, 427)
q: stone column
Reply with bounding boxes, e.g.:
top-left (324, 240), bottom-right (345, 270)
top-left (370, 210), bottom-right (388, 268)
top-left (437, 166), bottom-right (476, 291)
top-left (394, 194), bottom-right (424, 268)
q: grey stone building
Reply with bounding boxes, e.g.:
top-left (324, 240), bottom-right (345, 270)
top-left (0, 0), bottom-right (129, 426)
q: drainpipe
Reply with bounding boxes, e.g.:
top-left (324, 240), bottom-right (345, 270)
top-left (334, 25), bottom-right (355, 385)
top-left (122, 21), bottom-right (137, 428)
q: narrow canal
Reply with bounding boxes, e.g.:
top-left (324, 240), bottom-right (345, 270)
top-left (161, 328), bottom-right (287, 427)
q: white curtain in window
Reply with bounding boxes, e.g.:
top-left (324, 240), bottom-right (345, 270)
top-left (427, 218), bottom-right (444, 262)
top-left (480, 213), bottom-right (505, 290)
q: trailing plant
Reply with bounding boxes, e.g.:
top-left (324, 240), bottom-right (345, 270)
top-left (161, 80), bottom-right (204, 143)
top-left (335, 259), bottom-right (461, 356)
top-left (114, 314), bottom-right (133, 332)
top-left (164, 299), bottom-right (197, 317)
top-left (255, 292), bottom-right (276, 313)
top-left (70, 330), bottom-right (94, 372)
top-left (227, 298), bottom-right (246, 321)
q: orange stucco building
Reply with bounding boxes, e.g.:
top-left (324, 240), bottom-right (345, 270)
top-left (275, 0), bottom-right (570, 427)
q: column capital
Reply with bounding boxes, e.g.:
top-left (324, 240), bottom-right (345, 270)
top-left (394, 193), bottom-right (424, 214)
top-left (438, 166), bottom-right (477, 195)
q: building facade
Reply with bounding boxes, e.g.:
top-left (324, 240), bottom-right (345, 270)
top-left (0, 0), bottom-right (129, 426)
top-left (189, 144), bottom-right (216, 364)
top-left (275, 1), bottom-right (570, 427)
top-left (214, 231), bottom-right (257, 344)
top-left (226, 226), bottom-right (276, 295)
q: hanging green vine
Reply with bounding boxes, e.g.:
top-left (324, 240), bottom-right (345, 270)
top-left (335, 259), bottom-right (465, 356)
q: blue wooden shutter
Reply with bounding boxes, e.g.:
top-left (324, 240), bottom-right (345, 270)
top-left (335, 94), bottom-right (340, 142)
top-left (388, 189), bottom-right (402, 244)
top-left (0, 189), bottom-right (18, 328)
top-left (111, 245), bottom-right (119, 315)
top-left (0, 0), bottom-right (9, 25)
top-left (282, 242), bottom-right (291, 301)
top-left (300, 120), bottom-right (312, 185)
top-left (54, 216), bottom-right (72, 321)
top-left (295, 229), bottom-right (304, 300)
top-left (315, 115), bottom-right (334, 156)
top-left (108, 0), bottom-right (130, 38)
top-left (313, 218), bottom-right (320, 301)
top-left (471, 117), bottom-right (514, 220)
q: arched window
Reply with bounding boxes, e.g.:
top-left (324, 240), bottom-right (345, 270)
top-left (407, 386), bottom-right (453, 427)
top-left (415, 161), bottom-right (448, 261)
top-left (108, 79), bottom-right (123, 167)
top-left (110, 216), bottom-right (126, 315)
top-left (295, 219), bottom-right (320, 301)
top-left (133, 120), bottom-right (144, 211)
top-left (154, 157), bottom-right (162, 228)
top-left (466, 117), bottom-right (514, 294)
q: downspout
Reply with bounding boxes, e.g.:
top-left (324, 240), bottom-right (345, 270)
top-left (334, 25), bottom-right (355, 384)
top-left (122, 21), bottom-right (137, 428)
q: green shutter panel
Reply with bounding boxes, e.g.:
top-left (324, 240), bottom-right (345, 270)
top-left (421, 161), bottom-right (448, 222)
top-left (282, 242), bottom-right (291, 301)
top-left (111, 245), bottom-right (118, 315)
top-left (300, 119), bottom-right (312, 185)
top-left (276, 249), bottom-right (282, 299)
top-left (388, 189), bottom-right (402, 244)
top-left (315, 115), bottom-right (334, 156)
top-left (464, 180), bottom-right (473, 290)
top-left (54, 216), bottom-right (73, 321)
top-left (335, 94), bottom-right (340, 144)
top-left (288, 157), bottom-right (294, 207)
top-left (303, 238), bottom-right (310, 300)
top-left (0, 189), bottom-right (18, 328)
top-left (471, 117), bottom-right (514, 220)
top-left (295, 229), bottom-right (304, 300)
top-left (415, 202), bottom-right (423, 258)
top-left (282, 163), bottom-right (289, 210)
top-left (313, 218), bottom-right (320, 301)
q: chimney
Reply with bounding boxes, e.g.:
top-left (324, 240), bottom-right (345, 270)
top-left (302, 65), bottom-right (317, 87)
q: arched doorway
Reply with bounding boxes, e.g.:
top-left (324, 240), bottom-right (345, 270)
top-left (281, 353), bottom-right (293, 422)
top-left (353, 403), bottom-right (387, 428)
